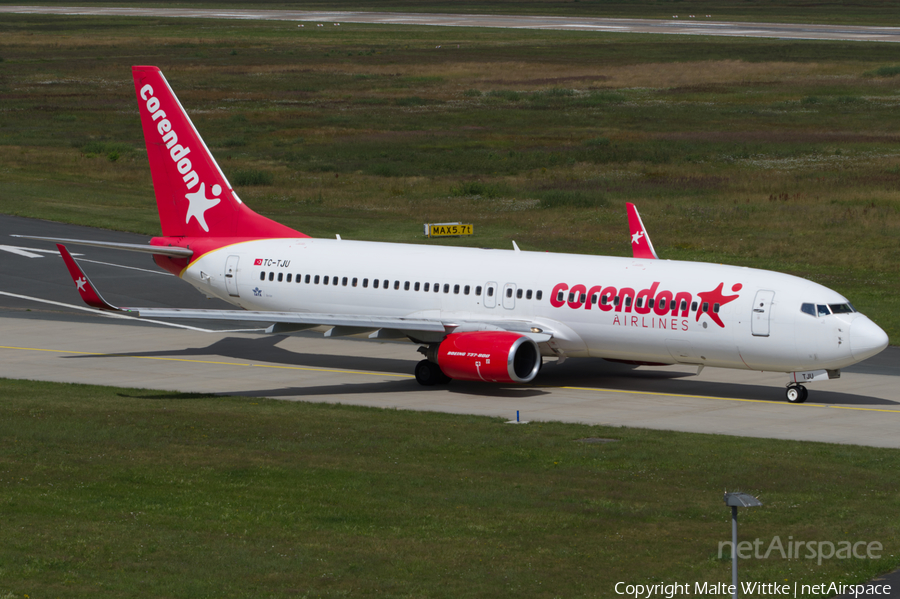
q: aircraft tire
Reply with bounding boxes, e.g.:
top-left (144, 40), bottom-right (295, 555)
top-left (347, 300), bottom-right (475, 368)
top-left (415, 359), bottom-right (445, 386)
top-left (786, 384), bottom-right (807, 403)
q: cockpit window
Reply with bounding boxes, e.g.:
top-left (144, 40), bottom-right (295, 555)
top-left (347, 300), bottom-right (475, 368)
top-left (829, 303), bottom-right (856, 314)
top-left (802, 302), bottom-right (857, 317)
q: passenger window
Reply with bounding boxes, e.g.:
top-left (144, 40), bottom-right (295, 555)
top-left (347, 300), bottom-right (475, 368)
top-left (415, 282), bottom-right (420, 291)
top-left (352, 277), bottom-right (358, 287)
top-left (286, 274), bottom-right (292, 283)
top-left (384, 280), bottom-right (389, 289)
top-left (404, 281), bottom-right (410, 291)
top-left (454, 284), bottom-right (460, 294)
top-left (363, 278), bottom-right (368, 288)
top-left (636, 298), bottom-right (643, 308)
top-left (558, 291), bottom-right (565, 303)
top-left (801, 303), bottom-right (816, 316)
top-left (259, 272), bottom-right (265, 281)
top-left (443, 284), bottom-right (450, 293)
top-left (475, 286), bottom-right (482, 296)
top-left (314, 275), bottom-right (320, 284)
top-left (323, 276), bottom-right (328, 285)
top-left (296, 274), bottom-right (301, 283)
top-left (394, 281), bottom-right (400, 290)
top-left (268, 272), bottom-right (274, 282)
top-left (670, 300), bottom-right (676, 310)
top-left (702, 302), bottom-right (709, 313)
top-left (568, 292), bottom-right (575, 302)
top-left (343, 277), bottom-right (348, 286)
top-left (625, 297), bottom-right (632, 307)
top-left (278, 273), bottom-right (283, 282)
top-left (580, 293), bottom-right (586, 303)
top-left (435, 283), bottom-right (440, 293)
top-left (536, 290), bottom-right (542, 301)
top-left (464, 285), bottom-right (470, 295)
top-left (614, 296), bottom-right (621, 306)
top-left (528, 290), bottom-right (534, 300)
top-left (516, 289), bottom-right (523, 299)
top-left (488, 287), bottom-right (494, 297)
top-left (507, 288), bottom-right (514, 298)
top-left (817, 304), bottom-right (830, 317)
top-left (713, 303), bottom-right (720, 313)
top-left (691, 301), bottom-right (698, 312)
top-left (373, 279), bottom-right (379, 289)
top-left (680, 300), bottom-right (687, 312)
top-left (424, 283), bottom-right (430, 292)
top-left (601, 295), bottom-right (608, 305)
top-left (659, 298), bottom-right (666, 310)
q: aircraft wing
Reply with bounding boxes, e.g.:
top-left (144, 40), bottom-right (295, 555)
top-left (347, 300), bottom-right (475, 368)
top-left (55, 244), bottom-right (553, 342)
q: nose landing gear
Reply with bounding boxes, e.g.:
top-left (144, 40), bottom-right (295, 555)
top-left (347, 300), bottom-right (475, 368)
top-left (786, 383), bottom-right (808, 403)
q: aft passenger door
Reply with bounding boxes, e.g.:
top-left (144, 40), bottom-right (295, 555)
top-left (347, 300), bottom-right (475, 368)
top-left (225, 255), bottom-right (240, 297)
top-left (751, 290), bottom-right (775, 336)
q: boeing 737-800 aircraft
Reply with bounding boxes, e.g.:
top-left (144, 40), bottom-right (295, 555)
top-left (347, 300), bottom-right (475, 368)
top-left (22, 66), bottom-right (889, 403)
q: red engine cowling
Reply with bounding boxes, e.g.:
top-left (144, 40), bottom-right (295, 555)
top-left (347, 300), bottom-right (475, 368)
top-left (437, 331), bottom-right (541, 383)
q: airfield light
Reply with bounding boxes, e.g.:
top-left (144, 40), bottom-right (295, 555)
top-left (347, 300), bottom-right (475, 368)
top-left (724, 492), bottom-right (762, 599)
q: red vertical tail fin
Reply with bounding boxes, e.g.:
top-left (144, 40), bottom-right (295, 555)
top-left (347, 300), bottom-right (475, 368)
top-left (132, 66), bottom-right (304, 239)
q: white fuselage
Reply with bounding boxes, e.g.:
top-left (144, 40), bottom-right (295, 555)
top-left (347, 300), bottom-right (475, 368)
top-left (183, 238), bottom-right (884, 373)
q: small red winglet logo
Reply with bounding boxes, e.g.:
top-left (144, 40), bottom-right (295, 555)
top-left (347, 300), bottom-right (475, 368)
top-left (627, 203), bottom-right (658, 260)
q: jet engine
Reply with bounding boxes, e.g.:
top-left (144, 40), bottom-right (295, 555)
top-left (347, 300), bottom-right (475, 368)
top-left (436, 331), bottom-right (541, 383)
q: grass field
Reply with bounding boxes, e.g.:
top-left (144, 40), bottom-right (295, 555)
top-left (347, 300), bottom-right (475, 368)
top-left (4, 0), bottom-right (900, 26)
top-left (0, 377), bottom-right (897, 598)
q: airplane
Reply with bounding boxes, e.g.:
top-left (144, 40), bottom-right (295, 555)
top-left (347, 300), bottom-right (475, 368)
top-left (20, 65), bottom-right (889, 403)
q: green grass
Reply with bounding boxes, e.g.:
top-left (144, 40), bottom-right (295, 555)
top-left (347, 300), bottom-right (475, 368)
top-left (3, 0), bottom-right (900, 26)
top-left (1, 14), bottom-right (900, 340)
top-left (0, 377), bottom-right (898, 598)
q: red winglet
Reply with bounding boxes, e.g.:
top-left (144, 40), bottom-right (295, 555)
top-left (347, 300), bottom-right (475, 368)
top-left (56, 244), bottom-right (123, 311)
top-left (626, 203), bottom-right (659, 260)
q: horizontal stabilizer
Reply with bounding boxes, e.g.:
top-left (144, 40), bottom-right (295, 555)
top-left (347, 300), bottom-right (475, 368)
top-left (14, 235), bottom-right (193, 258)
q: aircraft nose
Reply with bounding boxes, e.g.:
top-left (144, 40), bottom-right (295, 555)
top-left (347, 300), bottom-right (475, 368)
top-left (849, 316), bottom-right (889, 361)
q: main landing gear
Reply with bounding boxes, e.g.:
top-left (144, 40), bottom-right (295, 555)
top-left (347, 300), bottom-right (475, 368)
top-left (786, 383), bottom-right (808, 404)
top-left (415, 359), bottom-right (451, 386)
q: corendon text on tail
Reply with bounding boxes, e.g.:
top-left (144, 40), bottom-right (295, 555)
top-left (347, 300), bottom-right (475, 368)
top-left (27, 66), bottom-right (889, 404)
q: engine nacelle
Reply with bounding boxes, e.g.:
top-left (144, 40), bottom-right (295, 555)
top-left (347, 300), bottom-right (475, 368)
top-left (437, 331), bottom-right (541, 383)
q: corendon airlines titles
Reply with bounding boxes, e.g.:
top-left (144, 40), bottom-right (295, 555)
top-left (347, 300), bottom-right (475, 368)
top-left (550, 280), bottom-right (743, 331)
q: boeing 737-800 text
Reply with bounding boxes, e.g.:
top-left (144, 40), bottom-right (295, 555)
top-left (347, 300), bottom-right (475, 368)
top-left (21, 66), bottom-right (889, 403)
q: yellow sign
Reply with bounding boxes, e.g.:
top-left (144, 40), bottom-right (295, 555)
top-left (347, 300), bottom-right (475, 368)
top-left (426, 223), bottom-right (473, 237)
